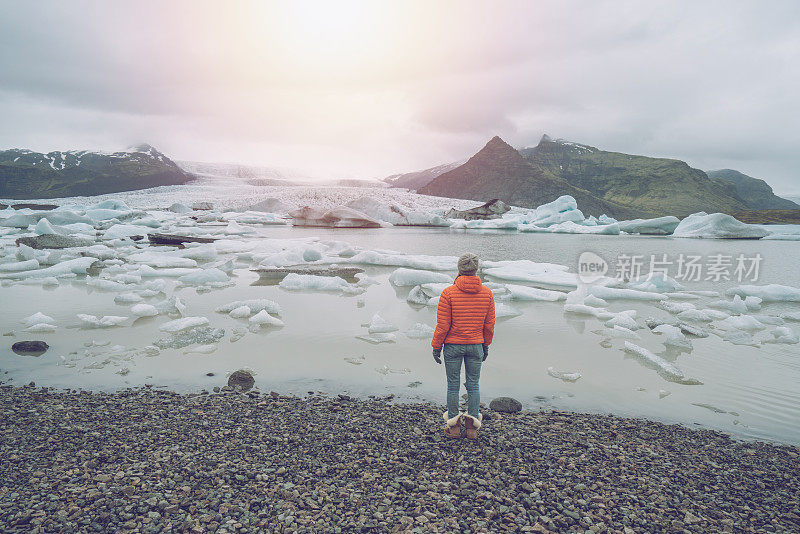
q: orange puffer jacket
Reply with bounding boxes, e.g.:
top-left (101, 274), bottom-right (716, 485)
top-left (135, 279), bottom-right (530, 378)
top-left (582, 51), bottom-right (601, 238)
top-left (431, 275), bottom-right (496, 350)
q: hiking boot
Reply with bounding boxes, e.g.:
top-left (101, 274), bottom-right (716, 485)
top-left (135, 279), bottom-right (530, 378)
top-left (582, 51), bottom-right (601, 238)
top-left (464, 414), bottom-right (482, 439)
top-left (443, 412), bottom-right (463, 439)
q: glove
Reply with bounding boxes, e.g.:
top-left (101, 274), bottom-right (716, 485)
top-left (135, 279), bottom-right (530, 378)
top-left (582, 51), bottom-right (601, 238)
top-left (482, 344), bottom-right (489, 362)
top-left (432, 348), bottom-right (442, 365)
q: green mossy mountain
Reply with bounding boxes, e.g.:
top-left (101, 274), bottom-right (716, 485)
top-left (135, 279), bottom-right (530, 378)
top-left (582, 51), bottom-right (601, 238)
top-left (418, 136), bottom-right (644, 219)
top-left (520, 136), bottom-right (749, 217)
top-left (707, 169), bottom-right (799, 210)
top-left (0, 144), bottom-right (193, 199)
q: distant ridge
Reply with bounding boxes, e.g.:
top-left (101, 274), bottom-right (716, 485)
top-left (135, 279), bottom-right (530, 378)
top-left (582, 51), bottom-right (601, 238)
top-left (0, 144), bottom-right (192, 199)
top-left (707, 169), bottom-right (799, 210)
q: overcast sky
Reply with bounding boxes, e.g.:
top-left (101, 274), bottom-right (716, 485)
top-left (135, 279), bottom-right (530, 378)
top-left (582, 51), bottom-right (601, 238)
top-left (1, 1), bottom-right (798, 192)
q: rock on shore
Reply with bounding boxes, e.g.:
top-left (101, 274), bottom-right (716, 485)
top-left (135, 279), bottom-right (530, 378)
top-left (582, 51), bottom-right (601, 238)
top-left (1, 385), bottom-right (798, 533)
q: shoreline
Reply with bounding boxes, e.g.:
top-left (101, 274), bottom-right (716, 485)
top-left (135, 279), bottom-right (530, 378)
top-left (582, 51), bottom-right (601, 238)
top-left (2, 383), bottom-right (798, 533)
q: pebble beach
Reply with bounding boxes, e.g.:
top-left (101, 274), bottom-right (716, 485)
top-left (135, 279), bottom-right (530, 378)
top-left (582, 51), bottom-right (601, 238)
top-left (2, 383), bottom-right (799, 534)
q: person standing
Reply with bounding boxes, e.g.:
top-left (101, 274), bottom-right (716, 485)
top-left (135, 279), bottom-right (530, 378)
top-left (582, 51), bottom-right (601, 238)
top-left (431, 253), bottom-right (495, 439)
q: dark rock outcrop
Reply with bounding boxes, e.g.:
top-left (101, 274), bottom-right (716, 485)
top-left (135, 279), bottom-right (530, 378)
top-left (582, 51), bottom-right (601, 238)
top-left (15, 235), bottom-right (95, 249)
top-left (147, 233), bottom-right (217, 246)
top-left (445, 199), bottom-right (511, 220)
top-left (12, 341), bottom-right (49, 355)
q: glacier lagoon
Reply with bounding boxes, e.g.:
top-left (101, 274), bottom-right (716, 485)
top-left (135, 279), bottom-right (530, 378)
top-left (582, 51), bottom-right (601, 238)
top-left (2, 219), bottom-right (799, 447)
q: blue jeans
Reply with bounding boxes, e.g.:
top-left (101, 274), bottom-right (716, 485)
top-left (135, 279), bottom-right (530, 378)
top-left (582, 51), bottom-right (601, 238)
top-left (443, 343), bottom-right (483, 419)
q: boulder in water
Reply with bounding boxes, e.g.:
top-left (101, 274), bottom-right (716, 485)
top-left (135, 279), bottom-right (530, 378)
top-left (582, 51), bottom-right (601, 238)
top-left (489, 396), bottom-right (522, 413)
top-left (12, 340), bottom-right (49, 356)
top-left (228, 370), bottom-right (255, 391)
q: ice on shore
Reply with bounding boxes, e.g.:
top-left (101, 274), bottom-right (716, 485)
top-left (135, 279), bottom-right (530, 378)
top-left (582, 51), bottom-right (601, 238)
top-left (726, 284), bottom-right (800, 302)
top-left (617, 216), bottom-right (680, 235)
top-left (547, 366), bottom-right (582, 382)
top-left (78, 314), bottom-right (128, 328)
top-left (389, 268), bottom-right (452, 287)
top-left (672, 213), bottom-right (768, 239)
top-left (367, 313), bottom-right (399, 334)
top-left (249, 309), bottom-right (285, 327)
top-left (504, 284), bottom-right (566, 302)
top-left (404, 322), bottom-right (435, 339)
top-left (159, 316), bottom-right (210, 333)
top-left (215, 299), bottom-right (282, 316)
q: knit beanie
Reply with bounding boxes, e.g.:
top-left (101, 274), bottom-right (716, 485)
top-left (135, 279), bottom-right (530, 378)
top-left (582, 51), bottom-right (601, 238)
top-left (457, 253), bottom-right (479, 275)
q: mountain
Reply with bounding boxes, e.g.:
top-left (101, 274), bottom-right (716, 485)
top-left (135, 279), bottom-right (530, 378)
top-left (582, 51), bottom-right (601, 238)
top-left (0, 144), bottom-right (192, 199)
top-left (418, 136), bottom-right (644, 218)
top-left (707, 169), bottom-right (800, 210)
top-left (520, 136), bottom-right (749, 217)
top-left (384, 160), bottom-right (466, 191)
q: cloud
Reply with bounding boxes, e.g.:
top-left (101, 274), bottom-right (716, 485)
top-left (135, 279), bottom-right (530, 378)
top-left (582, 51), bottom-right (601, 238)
top-left (0, 0), bottom-right (798, 191)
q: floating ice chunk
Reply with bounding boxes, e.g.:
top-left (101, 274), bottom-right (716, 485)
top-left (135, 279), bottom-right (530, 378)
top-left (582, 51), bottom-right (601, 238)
top-left (564, 304), bottom-right (614, 320)
top-left (154, 326), bottom-right (225, 349)
top-left (583, 295), bottom-right (608, 308)
top-left (659, 389), bottom-right (671, 399)
top-left (159, 316), bottom-right (209, 333)
top-left (81, 244), bottom-right (116, 260)
top-left (78, 314), bottom-right (128, 328)
top-left (718, 330), bottom-right (759, 346)
top-left (744, 296), bottom-right (762, 311)
top-left (367, 313), bottom-right (399, 334)
top-left (26, 323), bottom-right (57, 333)
top-left (249, 309), bottom-right (285, 327)
top-left (764, 326), bottom-right (799, 344)
top-left (623, 342), bottom-right (691, 382)
top-left (178, 244), bottom-right (218, 262)
top-left (672, 213), bottom-right (768, 239)
top-left (129, 252), bottom-right (198, 268)
top-left (751, 314), bottom-right (784, 326)
top-left (587, 286), bottom-right (666, 301)
top-left (626, 272), bottom-right (684, 293)
top-left (22, 312), bottom-right (55, 326)
top-left (220, 220), bottom-right (255, 235)
top-left (347, 251), bottom-right (457, 271)
top-left (617, 216), bottom-right (680, 235)
top-left (215, 299), bottom-right (282, 316)
top-left (657, 300), bottom-right (696, 314)
top-left (404, 323), bottom-right (435, 339)
top-left (0, 257), bottom-right (98, 280)
top-left (388, 268), bottom-right (452, 287)
top-left (229, 305), bottom-right (252, 319)
top-left (547, 367), bottom-right (582, 382)
top-left (85, 208), bottom-right (133, 222)
top-left (0, 213), bottom-right (37, 228)
top-left (169, 203), bottom-right (192, 213)
top-left (677, 308), bottom-right (729, 322)
top-left (496, 302), bottom-right (522, 318)
top-left (407, 286), bottom-right (432, 305)
top-left (178, 268), bottom-right (229, 286)
top-left (504, 284), bottom-right (566, 302)
top-left (653, 324), bottom-right (693, 350)
top-left (279, 273), bottom-right (358, 293)
top-left (781, 311), bottom-right (800, 322)
top-left (419, 283), bottom-right (449, 297)
top-left (91, 199), bottom-right (130, 211)
top-left (101, 224), bottom-right (153, 240)
top-left (354, 272), bottom-right (380, 287)
top-left (356, 332), bottom-right (396, 344)
top-left (35, 218), bottom-right (62, 235)
top-left (87, 278), bottom-right (128, 291)
top-left (346, 197), bottom-right (449, 226)
top-left (184, 344), bottom-right (218, 355)
top-left (427, 296), bottom-right (440, 308)
top-left (600, 325), bottom-right (640, 340)
top-left (726, 284), bottom-right (800, 302)
top-left (451, 218), bottom-right (521, 230)
top-left (0, 259), bottom-right (39, 272)
top-left (529, 221), bottom-right (620, 235)
top-left (605, 311), bottom-right (639, 330)
top-left (129, 264), bottom-right (199, 278)
top-left (131, 304), bottom-right (159, 317)
top-left (717, 315), bottom-right (765, 332)
top-left (710, 295), bottom-right (749, 314)
top-left (527, 195), bottom-right (585, 227)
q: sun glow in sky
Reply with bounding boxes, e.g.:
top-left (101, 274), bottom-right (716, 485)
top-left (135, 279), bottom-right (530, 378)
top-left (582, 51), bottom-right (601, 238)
top-left (1, 0), bottom-right (799, 189)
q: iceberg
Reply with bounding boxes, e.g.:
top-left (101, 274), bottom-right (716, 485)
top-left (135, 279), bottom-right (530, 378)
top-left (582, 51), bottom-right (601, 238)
top-left (586, 286), bottom-right (666, 301)
top-left (229, 305), bottom-right (252, 319)
top-left (404, 323), bottom-right (435, 339)
top-left (356, 332), bottom-right (396, 344)
top-left (78, 314), bottom-right (128, 328)
top-left (290, 206), bottom-right (383, 228)
top-left (26, 323), bottom-right (57, 333)
top-left (623, 342), bottom-right (690, 382)
top-left (215, 299), bottom-right (282, 316)
top-left (717, 315), bottom-right (765, 332)
top-left (278, 273), bottom-right (357, 293)
top-left (504, 284), bottom-right (566, 302)
top-left (128, 252), bottom-right (198, 269)
top-left (345, 250), bottom-right (457, 271)
top-left (22, 312), bottom-right (55, 326)
top-left (617, 216), bottom-right (680, 235)
top-left (677, 308), bottom-right (729, 322)
top-left (346, 197), bottom-right (449, 227)
top-left (726, 284), bottom-right (800, 302)
top-left (672, 213), bottom-right (768, 239)
top-left (0, 259), bottom-right (39, 272)
top-left (547, 367), bottom-right (582, 382)
top-left (625, 272), bottom-right (684, 293)
top-left (249, 310), bottom-right (285, 327)
top-left (131, 304), bottom-right (159, 317)
top-left (406, 286), bottom-right (432, 306)
top-left (599, 325), bottom-right (640, 340)
top-left (178, 268), bottom-right (229, 286)
top-left (605, 311), bottom-right (639, 330)
top-left (564, 303), bottom-right (614, 320)
top-left (764, 326), bottom-right (799, 345)
top-left (495, 302), bottom-right (522, 318)
top-left (652, 324), bottom-right (693, 350)
top-left (526, 196), bottom-right (585, 227)
top-left (159, 316), bottom-right (210, 333)
top-left (657, 300), bottom-right (696, 314)
top-left (388, 268), bottom-right (452, 287)
top-left (367, 313), bottom-right (399, 334)
top-left (0, 257), bottom-right (97, 279)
